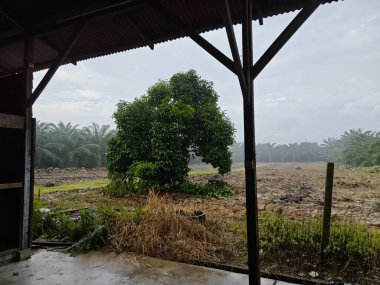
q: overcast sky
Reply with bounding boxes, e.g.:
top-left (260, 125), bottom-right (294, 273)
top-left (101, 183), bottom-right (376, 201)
top-left (33, 0), bottom-right (380, 144)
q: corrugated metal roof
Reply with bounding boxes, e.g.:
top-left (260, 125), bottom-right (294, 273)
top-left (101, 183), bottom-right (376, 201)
top-left (0, 0), bottom-right (340, 76)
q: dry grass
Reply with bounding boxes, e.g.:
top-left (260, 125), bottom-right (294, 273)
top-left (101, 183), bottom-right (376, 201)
top-left (108, 193), bottom-right (231, 263)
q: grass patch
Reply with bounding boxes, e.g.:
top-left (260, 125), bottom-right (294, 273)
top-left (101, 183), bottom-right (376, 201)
top-left (266, 215), bottom-right (380, 282)
top-left (188, 163), bottom-right (270, 176)
top-left (36, 179), bottom-right (109, 194)
top-left (356, 165), bottom-right (380, 173)
top-left (177, 180), bottom-right (234, 198)
top-left (188, 167), bottom-right (244, 176)
top-left (230, 213), bottom-right (380, 282)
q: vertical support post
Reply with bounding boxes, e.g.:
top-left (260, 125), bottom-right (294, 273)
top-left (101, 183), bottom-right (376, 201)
top-left (20, 35), bottom-right (33, 258)
top-left (242, 0), bottom-right (260, 284)
top-left (321, 162), bottom-right (334, 260)
top-left (28, 118), bottom-right (36, 248)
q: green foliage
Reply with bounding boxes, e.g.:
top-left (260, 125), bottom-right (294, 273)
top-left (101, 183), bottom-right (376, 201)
top-left (37, 179), bottom-right (109, 194)
top-left (177, 180), bottom-right (234, 198)
top-left (341, 129), bottom-right (380, 167)
top-left (82, 123), bottom-right (116, 166)
top-left (106, 70), bottom-right (235, 188)
top-left (127, 161), bottom-right (160, 188)
top-left (32, 200), bottom-right (45, 239)
top-left (321, 137), bottom-right (344, 162)
top-left (259, 213), bottom-right (380, 271)
top-left (104, 162), bottom-right (161, 196)
top-left (102, 176), bottom-right (137, 197)
top-left (32, 206), bottom-right (118, 253)
top-left (65, 209), bottom-right (109, 254)
top-left (35, 121), bottom-right (115, 168)
top-left (31, 205), bottom-right (150, 254)
top-left (357, 165), bottom-right (380, 173)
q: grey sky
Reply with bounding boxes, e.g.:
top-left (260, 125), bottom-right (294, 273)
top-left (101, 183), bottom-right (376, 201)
top-left (33, 0), bottom-right (380, 144)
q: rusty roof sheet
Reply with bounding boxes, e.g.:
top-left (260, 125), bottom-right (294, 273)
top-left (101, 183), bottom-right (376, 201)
top-left (0, 0), bottom-right (340, 76)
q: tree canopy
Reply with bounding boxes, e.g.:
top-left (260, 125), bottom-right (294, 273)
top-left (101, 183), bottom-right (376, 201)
top-left (106, 70), bottom-right (235, 185)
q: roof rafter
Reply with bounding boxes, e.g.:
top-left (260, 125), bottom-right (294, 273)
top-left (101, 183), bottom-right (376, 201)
top-left (251, 0), bottom-right (323, 80)
top-left (221, 0), bottom-right (246, 94)
top-left (28, 22), bottom-right (86, 106)
top-left (0, 0), bottom-right (148, 46)
top-left (150, 1), bottom-right (237, 75)
top-left (38, 37), bottom-right (77, 65)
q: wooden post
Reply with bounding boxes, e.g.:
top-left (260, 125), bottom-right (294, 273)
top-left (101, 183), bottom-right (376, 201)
top-left (18, 35), bottom-right (34, 261)
top-left (321, 162), bottom-right (334, 260)
top-left (243, 1), bottom-right (260, 284)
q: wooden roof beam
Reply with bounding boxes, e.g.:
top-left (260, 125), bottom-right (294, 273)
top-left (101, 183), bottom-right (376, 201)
top-left (27, 22), bottom-right (86, 107)
top-left (150, 1), bottom-right (237, 76)
top-left (39, 37), bottom-right (77, 65)
top-left (0, 10), bottom-right (23, 29)
top-left (251, 0), bottom-right (323, 80)
top-left (221, 0), bottom-right (246, 94)
top-left (0, 1), bottom-right (147, 46)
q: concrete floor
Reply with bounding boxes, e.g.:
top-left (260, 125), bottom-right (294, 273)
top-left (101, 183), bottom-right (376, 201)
top-left (0, 250), bottom-right (294, 285)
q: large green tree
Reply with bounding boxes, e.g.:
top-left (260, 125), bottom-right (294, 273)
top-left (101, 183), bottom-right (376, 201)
top-left (107, 70), bottom-right (235, 185)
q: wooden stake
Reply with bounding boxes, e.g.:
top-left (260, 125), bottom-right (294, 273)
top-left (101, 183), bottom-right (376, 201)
top-left (321, 162), bottom-right (334, 260)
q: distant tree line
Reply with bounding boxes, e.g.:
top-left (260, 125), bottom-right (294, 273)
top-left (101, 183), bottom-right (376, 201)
top-left (35, 121), bottom-right (115, 168)
top-left (36, 123), bottom-right (379, 169)
top-left (230, 129), bottom-right (380, 167)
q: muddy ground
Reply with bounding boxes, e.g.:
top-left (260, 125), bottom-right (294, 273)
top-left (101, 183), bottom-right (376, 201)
top-left (35, 163), bottom-right (380, 226)
top-left (34, 163), bottom-right (380, 282)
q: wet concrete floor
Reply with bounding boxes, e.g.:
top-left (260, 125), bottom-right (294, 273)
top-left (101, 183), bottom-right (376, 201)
top-left (0, 250), bottom-right (294, 285)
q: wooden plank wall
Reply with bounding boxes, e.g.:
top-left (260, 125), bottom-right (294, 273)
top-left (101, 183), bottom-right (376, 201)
top-left (0, 74), bottom-right (27, 253)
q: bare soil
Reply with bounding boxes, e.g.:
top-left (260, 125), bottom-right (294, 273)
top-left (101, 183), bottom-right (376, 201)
top-left (35, 163), bottom-right (380, 282)
top-left (35, 162), bottom-right (380, 229)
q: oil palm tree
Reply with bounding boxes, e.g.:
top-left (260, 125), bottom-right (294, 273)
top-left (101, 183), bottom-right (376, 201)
top-left (47, 122), bottom-right (100, 168)
top-left (35, 121), bottom-right (60, 167)
top-left (82, 123), bottom-right (115, 166)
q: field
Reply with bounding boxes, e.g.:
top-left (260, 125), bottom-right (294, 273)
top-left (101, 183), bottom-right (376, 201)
top-left (34, 163), bottom-right (380, 282)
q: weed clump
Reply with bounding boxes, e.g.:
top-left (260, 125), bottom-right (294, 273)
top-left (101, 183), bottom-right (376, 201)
top-left (32, 194), bottom-right (229, 262)
top-left (32, 202), bottom-right (113, 253)
top-left (108, 193), bottom-right (230, 263)
top-left (258, 213), bottom-right (380, 281)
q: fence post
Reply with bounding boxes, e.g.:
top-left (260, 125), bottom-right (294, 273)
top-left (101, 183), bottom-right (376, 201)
top-left (321, 162), bottom-right (334, 260)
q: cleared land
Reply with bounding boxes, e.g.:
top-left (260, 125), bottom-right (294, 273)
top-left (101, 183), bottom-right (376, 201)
top-left (34, 163), bottom-right (380, 282)
top-left (35, 163), bottom-right (380, 226)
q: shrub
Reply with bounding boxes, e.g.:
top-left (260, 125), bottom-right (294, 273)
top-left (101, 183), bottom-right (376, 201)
top-left (103, 162), bottom-right (160, 196)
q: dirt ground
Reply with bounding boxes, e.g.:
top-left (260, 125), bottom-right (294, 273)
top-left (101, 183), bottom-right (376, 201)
top-left (35, 163), bottom-right (380, 226)
top-left (34, 163), bottom-right (380, 282)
